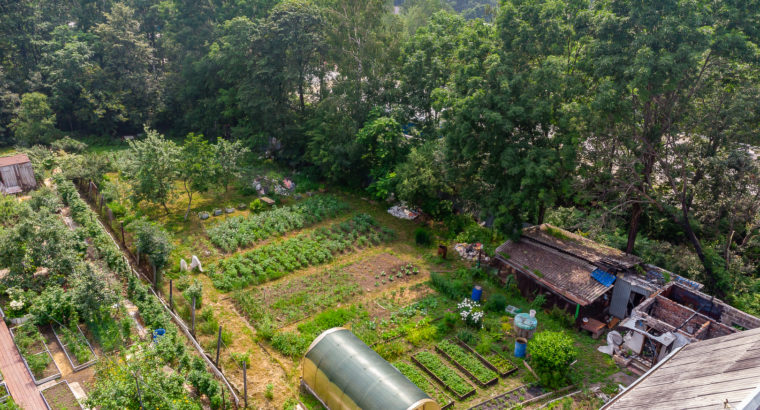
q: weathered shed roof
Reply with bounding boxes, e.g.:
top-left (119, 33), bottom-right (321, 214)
top-left (602, 326), bottom-right (760, 410)
top-left (522, 224), bottom-right (641, 269)
top-left (0, 153), bottom-right (31, 167)
top-left (495, 238), bottom-right (610, 305)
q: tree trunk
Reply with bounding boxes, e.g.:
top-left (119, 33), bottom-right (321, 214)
top-left (626, 203), bottom-right (642, 253)
top-left (162, 202), bottom-right (170, 215)
top-left (675, 209), bottom-right (722, 297)
top-left (537, 202), bottom-right (546, 225)
top-left (725, 230), bottom-right (734, 271)
top-left (184, 191), bottom-right (193, 221)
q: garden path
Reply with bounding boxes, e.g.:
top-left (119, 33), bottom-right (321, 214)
top-left (0, 320), bottom-right (47, 409)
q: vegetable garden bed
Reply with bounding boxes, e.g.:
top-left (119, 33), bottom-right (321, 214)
top-left (206, 194), bottom-right (350, 252)
top-left (52, 324), bottom-right (98, 371)
top-left (9, 324), bottom-right (61, 385)
top-left (456, 338), bottom-right (517, 377)
top-left (0, 382), bottom-right (9, 402)
top-left (468, 384), bottom-right (546, 410)
top-left (436, 340), bottom-right (498, 387)
top-left (411, 351), bottom-right (475, 400)
top-left (209, 213), bottom-right (395, 291)
top-left (393, 362), bottom-right (454, 409)
top-left (41, 381), bottom-right (82, 410)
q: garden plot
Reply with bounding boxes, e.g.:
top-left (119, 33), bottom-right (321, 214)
top-left (435, 340), bottom-right (498, 387)
top-left (52, 324), bottom-right (97, 371)
top-left (206, 195), bottom-right (349, 252)
top-left (456, 338), bottom-right (517, 377)
top-left (468, 384), bottom-right (546, 410)
top-left (41, 381), bottom-right (82, 410)
top-left (232, 253), bottom-right (422, 328)
top-left (10, 323), bottom-right (61, 384)
top-left (0, 382), bottom-right (9, 403)
top-left (209, 213), bottom-right (395, 291)
top-left (412, 351), bottom-right (476, 400)
top-left (393, 362), bottom-right (453, 409)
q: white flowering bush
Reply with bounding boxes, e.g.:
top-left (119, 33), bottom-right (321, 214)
top-left (458, 298), bottom-right (484, 328)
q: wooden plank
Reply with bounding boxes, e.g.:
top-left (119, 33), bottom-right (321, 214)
top-left (612, 387), bottom-right (754, 410)
top-left (0, 321), bottom-right (47, 409)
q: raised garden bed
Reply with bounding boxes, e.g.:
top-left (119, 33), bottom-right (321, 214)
top-left (52, 324), bottom-right (98, 371)
top-left (436, 340), bottom-right (498, 387)
top-left (0, 382), bottom-right (9, 402)
top-left (411, 351), bottom-right (475, 401)
top-left (468, 384), bottom-right (546, 410)
top-left (456, 338), bottom-right (518, 377)
top-left (10, 324), bottom-right (61, 385)
top-left (394, 361), bottom-right (454, 409)
top-left (41, 381), bottom-right (82, 410)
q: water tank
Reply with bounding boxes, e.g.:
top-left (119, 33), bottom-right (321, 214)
top-left (471, 285), bottom-right (483, 302)
top-left (514, 311), bottom-right (538, 339)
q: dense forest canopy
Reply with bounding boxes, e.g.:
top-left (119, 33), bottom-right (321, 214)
top-left (2, 0), bottom-right (760, 313)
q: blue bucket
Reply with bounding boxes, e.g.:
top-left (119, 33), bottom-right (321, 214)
top-left (514, 337), bottom-right (527, 358)
top-left (471, 285), bottom-right (483, 302)
top-left (152, 328), bottom-right (166, 342)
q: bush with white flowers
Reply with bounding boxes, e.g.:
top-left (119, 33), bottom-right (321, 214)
top-left (458, 298), bottom-right (484, 327)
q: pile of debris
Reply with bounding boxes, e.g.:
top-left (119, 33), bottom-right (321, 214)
top-left (252, 176), bottom-right (296, 196)
top-left (454, 243), bottom-right (490, 263)
top-left (387, 204), bottom-right (420, 220)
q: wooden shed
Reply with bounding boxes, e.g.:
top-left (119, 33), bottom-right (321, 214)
top-left (0, 154), bottom-right (36, 194)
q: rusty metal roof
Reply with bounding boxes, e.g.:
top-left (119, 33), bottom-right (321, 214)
top-left (0, 154), bottom-right (31, 167)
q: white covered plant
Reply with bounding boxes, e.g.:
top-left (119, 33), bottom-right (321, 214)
top-left (458, 298), bottom-right (484, 328)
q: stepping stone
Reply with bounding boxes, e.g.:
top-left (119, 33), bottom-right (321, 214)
top-left (260, 197), bottom-right (275, 205)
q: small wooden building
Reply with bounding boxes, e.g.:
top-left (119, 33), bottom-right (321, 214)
top-left (0, 154), bottom-right (36, 194)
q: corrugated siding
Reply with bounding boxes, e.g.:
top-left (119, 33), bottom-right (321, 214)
top-left (0, 167), bottom-right (18, 189)
top-left (17, 163), bottom-right (35, 188)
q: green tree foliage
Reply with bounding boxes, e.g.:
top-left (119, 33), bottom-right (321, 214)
top-left (395, 139), bottom-right (452, 217)
top-left (125, 129), bottom-right (180, 213)
top-left (530, 331), bottom-right (576, 389)
top-left (131, 220), bottom-right (173, 276)
top-left (10, 92), bottom-right (59, 146)
top-left (214, 138), bottom-right (250, 192)
top-left (178, 133), bottom-right (216, 220)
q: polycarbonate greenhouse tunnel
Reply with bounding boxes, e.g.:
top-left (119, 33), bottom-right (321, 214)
top-left (302, 328), bottom-right (439, 410)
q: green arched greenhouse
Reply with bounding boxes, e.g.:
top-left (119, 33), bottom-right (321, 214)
top-left (302, 328), bottom-right (438, 410)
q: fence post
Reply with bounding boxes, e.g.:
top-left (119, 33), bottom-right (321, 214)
top-left (243, 361), bottom-right (248, 408)
top-left (134, 371), bottom-right (144, 410)
top-left (121, 222), bottom-right (125, 245)
top-left (169, 280), bottom-right (173, 312)
top-left (152, 262), bottom-right (157, 291)
top-left (191, 297), bottom-right (196, 338)
top-left (216, 326), bottom-right (222, 366)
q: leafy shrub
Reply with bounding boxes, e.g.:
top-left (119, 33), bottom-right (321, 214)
top-left (406, 323), bottom-right (437, 346)
top-left (183, 279), bottom-right (203, 308)
top-left (531, 294), bottom-right (547, 309)
top-left (51, 136), bottom-right (87, 153)
top-left (530, 331), bottom-right (577, 389)
top-left (270, 332), bottom-right (309, 357)
top-left (430, 273), bottom-right (470, 300)
top-left (414, 228), bottom-right (432, 246)
top-left (456, 329), bottom-right (475, 344)
top-left (249, 199), bottom-right (266, 214)
top-left (485, 294), bottom-right (507, 313)
top-left (107, 201), bottom-right (127, 218)
top-left (375, 341), bottom-right (406, 361)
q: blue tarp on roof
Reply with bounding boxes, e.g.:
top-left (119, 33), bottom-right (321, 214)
top-left (591, 268), bottom-right (616, 287)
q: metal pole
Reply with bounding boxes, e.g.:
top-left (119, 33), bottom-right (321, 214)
top-left (134, 371), bottom-right (144, 410)
top-left (191, 297), bottom-right (196, 337)
top-left (216, 325), bottom-right (222, 366)
top-left (243, 361), bottom-right (248, 408)
top-left (169, 280), bottom-right (173, 312)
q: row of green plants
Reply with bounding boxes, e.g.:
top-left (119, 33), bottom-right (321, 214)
top-left (393, 362), bottom-right (451, 406)
top-left (207, 195), bottom-right (349, 252)
top-left (261, 306), bottom-right (365, 358)
top-left (233, 268), bottom-right (361, 326)
top-left (54, 175), bottom-right (130, 278)
top-left (437, 339), bottom-right (497, 384)
top-left (413, 351), bottom-right (473, 397)
top-left (56, 324), bottom-right (95, 365)
top-left (209, 214), bottom-right (395, 291)
top-left (13, 322), bottom-right (53, 379)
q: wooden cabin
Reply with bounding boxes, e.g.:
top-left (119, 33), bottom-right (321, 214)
top-left (0, 154), bottom-right (36, 194)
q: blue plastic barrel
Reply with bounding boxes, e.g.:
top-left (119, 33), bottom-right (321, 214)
top-left (471, 285), bottom-right (483, 302)
top-left (514, 337), bottom-right (527, 358)
top-left (152, 328), bottom-right (166, 342)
